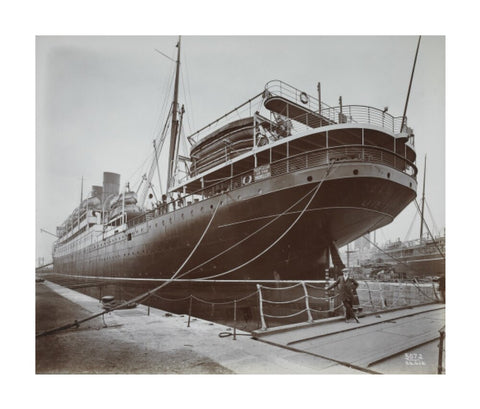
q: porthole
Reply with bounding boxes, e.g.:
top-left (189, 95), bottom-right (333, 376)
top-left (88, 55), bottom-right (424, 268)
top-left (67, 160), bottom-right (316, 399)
top-left (353, 169), bottom-right (359, 175)
top-left (387, 172), bottom-right (391, 179)
top-left (409, 182), bottom-right (412, 187)
top-left (307, 176), bottom-right (313, 182)
top-left (210, 204), bottom-right (214, 209)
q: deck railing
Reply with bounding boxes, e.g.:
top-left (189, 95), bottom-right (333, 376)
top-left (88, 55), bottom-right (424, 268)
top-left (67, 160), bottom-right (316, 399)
top-left (127, 144), bottom-right (417, 229)
top-left (264, 80), bottom-right (410, 135)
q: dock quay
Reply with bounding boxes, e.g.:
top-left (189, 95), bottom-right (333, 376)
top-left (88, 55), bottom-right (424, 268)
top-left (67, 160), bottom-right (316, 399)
top-left (36, 279), bottom-right (445, 374)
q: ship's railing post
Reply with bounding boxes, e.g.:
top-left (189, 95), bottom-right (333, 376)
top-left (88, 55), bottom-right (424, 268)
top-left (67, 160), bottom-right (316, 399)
top-left (257, 284), bottom-right (267, 330)
top-left (286, 141), bottom-right (290, 173)
top-left (233, 299), bottom-right (237, 340)
top-left (326, 130), bottom-right (329, 163)
top-left (301, 281), bottom-right (313, 323)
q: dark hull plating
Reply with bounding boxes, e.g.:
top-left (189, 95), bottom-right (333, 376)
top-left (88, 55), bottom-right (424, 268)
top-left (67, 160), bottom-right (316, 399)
top-left (54, 163), bottom-right (416, 281)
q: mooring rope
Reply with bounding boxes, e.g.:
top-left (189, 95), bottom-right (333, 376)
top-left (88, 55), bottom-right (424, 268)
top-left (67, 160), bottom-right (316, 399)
top-left (307, 294), bottom-right (330, 301)
top-left (38, 161), bottom-right (337, 336)
top-left (36, 198), bottom-right (223, 338)
top-left (259, 282), bottom-right (303, 291)
top-left (261, 295), bottom-right (306, 304)
top-left (305, 282), bottom-right (328, 290)
top-left (263, 308), bottom-right (308, 319)
top-left (177, 183), bottom-right (325, 280)
top-left (197, 163), bottom-right (336, 281)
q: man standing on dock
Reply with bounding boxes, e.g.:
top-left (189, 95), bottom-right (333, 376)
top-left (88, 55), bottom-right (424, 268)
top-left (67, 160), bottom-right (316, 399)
top-left (326, 268), bottom-right (360, 323)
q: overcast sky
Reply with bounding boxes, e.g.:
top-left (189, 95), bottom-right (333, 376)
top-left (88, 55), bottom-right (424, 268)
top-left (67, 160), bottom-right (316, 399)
top-left (36, 35), bottom-right (445, 262)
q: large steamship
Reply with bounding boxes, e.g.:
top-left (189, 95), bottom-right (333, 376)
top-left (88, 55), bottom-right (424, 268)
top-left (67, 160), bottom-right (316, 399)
top-left (52, 39), bottom-right (418, 283)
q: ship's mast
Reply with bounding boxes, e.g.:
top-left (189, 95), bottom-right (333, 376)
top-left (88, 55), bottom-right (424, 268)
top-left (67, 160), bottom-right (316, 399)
top-left (401, 36), bottom-right (421, 133)
top-left (167, 36), bottom-right (182, 192)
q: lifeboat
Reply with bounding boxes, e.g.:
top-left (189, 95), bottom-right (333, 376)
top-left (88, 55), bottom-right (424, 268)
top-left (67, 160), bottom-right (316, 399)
top-left (191, 117), bottom-right (254, 174)
top-left (80, 196), bottom-right (102, 211)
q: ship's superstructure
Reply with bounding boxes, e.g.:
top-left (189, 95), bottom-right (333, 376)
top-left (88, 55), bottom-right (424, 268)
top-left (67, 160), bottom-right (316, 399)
top-left (359, 234), bottom-right (445, 278)
top-left (52, 40), bottom-right (418, 283)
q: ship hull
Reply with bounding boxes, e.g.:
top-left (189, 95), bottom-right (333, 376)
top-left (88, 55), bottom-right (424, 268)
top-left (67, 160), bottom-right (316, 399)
top-left (374, 250), bottom-right (445, 278)
top-left (391, 256), bottom-right (445, 277)
top-left (53, 162), bottom-right (416, 281)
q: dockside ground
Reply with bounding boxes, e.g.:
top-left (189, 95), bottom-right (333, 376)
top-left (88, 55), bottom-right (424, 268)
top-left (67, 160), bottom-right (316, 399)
top-left (36, 280), bottom-right (364, 374)
top-left (36, 280), bottom-right (444, 374)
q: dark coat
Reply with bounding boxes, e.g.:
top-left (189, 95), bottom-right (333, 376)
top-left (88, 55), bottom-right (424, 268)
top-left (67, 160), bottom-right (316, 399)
top-left (327, 276), bottom-right (359, 302)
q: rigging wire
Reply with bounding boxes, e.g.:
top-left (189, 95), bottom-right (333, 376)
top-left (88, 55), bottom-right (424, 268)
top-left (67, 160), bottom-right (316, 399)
top-left (413, 199), bottom-right (445, 258)
top-left (425, 199), bottom-right (440, 236)
top-left (126, 51), bottom-right (176, 190)
top-left (404, 209), bottom-right (418, 242)
top-left (128, 151), bottom-right (155, 190)
top-left (181, 51), bottom-right (195, 136)
top-left (150, 57), bottom-right (175, 147)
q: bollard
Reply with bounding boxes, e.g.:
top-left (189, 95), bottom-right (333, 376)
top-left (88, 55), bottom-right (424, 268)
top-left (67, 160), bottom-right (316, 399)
top-left (233, 300), bottom-right (237, 341)
top-left (187, 295), bottom-right (192, 328)
top-left (438, 327), bottom-right (445, 374)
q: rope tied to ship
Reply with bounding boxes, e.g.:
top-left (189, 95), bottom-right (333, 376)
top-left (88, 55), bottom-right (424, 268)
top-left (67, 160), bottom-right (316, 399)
top-left (195, 160), bottom-right (337, 281)
top-left (36, 197), bottom-right (223, 338)
top-left (259, 282), bottom-right (303, 291)
top-left (177, 177), bottom-right (332, 280)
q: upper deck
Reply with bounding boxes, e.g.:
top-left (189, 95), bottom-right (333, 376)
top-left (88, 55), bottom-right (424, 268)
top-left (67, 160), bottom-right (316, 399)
top-left (176, 80), bottom-right (416, 192)
top-left (54, 80), bottom-right (419, 251)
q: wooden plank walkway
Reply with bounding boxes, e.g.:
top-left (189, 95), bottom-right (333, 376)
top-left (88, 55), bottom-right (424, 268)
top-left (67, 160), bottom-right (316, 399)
top-left (253, 304), bottom-right (445, 373)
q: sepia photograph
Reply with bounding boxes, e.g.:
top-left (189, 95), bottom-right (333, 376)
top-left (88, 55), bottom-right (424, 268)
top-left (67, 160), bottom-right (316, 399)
top-left (35, 35), bottom-right (446, 376)
top-left (3, 0), bottom-right (477, 406)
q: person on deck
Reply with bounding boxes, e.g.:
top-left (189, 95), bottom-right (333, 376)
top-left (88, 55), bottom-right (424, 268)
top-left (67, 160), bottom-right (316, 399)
top-left (326, 268), bottom-right (360, 323)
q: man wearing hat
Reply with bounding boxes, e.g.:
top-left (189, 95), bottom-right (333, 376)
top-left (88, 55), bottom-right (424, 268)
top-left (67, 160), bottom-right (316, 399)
top-left (326, 268), bottom-right (360, 323)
